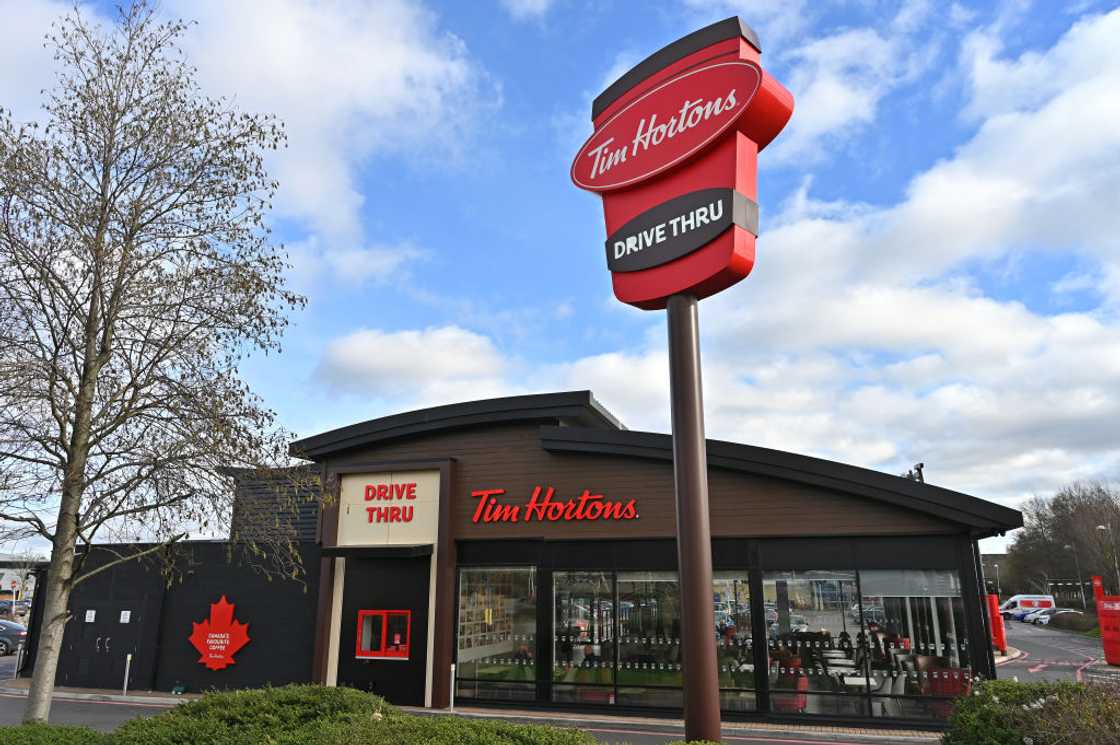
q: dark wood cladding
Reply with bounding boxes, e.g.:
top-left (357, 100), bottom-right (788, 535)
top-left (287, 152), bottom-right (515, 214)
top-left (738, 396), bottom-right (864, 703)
top-left (323, 423), bottom-right (954, 540)
top-left (230, 467), bottom-right (320, 543)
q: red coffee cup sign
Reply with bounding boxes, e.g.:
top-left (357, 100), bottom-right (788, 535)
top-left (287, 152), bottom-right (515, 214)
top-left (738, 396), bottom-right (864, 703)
top-left (571, 17), bottom-right (793, 309)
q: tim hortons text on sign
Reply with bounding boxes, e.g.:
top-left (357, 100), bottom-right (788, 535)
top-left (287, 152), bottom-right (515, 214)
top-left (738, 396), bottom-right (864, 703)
top-left (572, 62), bottom-right (760, 192)
top-left (471, 486), bottom-right (639, 524)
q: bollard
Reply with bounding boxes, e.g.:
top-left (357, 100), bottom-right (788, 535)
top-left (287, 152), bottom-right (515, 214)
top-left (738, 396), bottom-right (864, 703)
top-left (449, 664), bottom-right (455, 711)
top-left (123, 652), bottom-right (133, 696)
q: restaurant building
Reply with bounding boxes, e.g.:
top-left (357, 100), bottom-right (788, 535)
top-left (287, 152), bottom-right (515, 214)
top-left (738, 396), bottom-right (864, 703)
top-left (28, 391), bottom-right (1021, 725)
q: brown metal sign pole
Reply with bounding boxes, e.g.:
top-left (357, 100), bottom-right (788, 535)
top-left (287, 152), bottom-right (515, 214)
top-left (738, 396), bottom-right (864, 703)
top-left (666, 293), bottom-right (722, 743)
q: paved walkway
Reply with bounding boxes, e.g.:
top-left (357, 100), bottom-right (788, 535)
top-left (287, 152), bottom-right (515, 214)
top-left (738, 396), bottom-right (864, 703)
top-left (409, 705), bottom-right (942, 743)
top-left (0, 677), bottom-right (938, 743)
top-left (0, 676), bottom-right (193, 705)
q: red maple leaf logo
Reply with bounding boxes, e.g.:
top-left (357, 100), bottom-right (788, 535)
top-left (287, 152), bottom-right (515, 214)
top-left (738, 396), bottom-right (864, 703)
top-left (188, 595), bottom-right (250, 671)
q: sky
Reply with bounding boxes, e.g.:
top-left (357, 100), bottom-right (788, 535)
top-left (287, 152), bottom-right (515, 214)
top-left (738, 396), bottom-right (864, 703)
top-left (2, 0), bottom-right (1119, 554)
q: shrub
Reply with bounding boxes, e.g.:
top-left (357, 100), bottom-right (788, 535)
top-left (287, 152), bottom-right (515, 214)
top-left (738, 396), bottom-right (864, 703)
top-left (1048, 611), bottom-right (1098, 633)
top-left (281, 713), bottom-right (599, 745)
top-left (945, 679), bottom-right (1120, 745)
top-left (113, 685), bottom-right (388, 745)
top-left (0, 722), bottom-right (108, 745)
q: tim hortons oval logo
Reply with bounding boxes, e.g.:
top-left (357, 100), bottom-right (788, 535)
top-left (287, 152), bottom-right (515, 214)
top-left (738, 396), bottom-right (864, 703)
top-left (571, 61), bottom-right (762, 192)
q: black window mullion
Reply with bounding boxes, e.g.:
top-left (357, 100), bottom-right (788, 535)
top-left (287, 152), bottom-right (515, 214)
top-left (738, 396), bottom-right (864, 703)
top-left (748, 542), bottom-right (768, 713)
top-left (612, 570), bottom-right (620, 706)
top-left (538, 567), bottom-right (552, 703)
top-left (855, 571), bottom-right (872, 715)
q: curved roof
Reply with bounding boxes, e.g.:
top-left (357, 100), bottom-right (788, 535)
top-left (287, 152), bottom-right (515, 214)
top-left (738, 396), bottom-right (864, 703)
top-left (290, 391), bottom-right (621, 459)
top-left (539, 426), bottom-right (1022, 537)
top-left (290, 390), bottom-right (1022, 536)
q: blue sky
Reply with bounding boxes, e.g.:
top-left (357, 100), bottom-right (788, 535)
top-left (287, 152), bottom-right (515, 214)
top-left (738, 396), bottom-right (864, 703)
top-left (4, 0), bottom-right (1120, 551)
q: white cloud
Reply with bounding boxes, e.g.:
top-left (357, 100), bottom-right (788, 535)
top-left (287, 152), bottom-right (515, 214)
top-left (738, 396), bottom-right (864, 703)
top-left (0, 0), bottom-right (103, 124)
top-left (683, 1), bottom-right (938, 163)
top-left (0, 1), bottom-right (493, 245)
top-left (960, 9), bottom-right (1120, 121)
top-left (768, 28), bottom-right (899, 161)
top-left (286, 237), bottom-right (426, 292)
top-left (170, 0), bottom-right (492, 243)
top-left (892, 0), bottom-right (933, 33)
top-left (315, 326), bottom-right (515, 402)
top-left (499, 0), bottom-right (555, 22)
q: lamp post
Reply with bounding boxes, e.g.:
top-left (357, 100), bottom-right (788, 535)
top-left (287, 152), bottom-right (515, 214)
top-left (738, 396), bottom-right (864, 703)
top-left (993, 563), bottom-right (1001, 599)
top-left (1063, 544), bottom-right (1088, 609)
top-left (1096, 523), bottom-right (1120, 592)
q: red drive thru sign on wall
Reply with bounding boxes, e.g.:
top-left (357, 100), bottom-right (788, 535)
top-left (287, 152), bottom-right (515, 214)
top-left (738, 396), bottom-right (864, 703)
top-left (571, 17), bottom-right (793, 309)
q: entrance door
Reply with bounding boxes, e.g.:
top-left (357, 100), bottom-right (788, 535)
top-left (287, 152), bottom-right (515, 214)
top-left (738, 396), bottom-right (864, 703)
top-left (61, 603), bottom-right (144, 689)
top-left (336, 554), bottom-right (431, 705)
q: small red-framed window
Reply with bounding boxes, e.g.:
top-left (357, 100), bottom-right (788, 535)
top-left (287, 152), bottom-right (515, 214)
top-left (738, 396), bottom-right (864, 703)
top-left (356, 610), bottom-right (411, 660)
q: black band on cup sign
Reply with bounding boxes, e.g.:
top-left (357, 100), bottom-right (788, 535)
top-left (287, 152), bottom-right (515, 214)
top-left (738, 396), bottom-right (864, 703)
top-left (605, 188), bottom-right (759, 273)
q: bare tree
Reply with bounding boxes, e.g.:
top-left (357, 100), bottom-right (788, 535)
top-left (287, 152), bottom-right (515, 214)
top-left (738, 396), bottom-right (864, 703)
top-left (1005, 482), bottom-right (1120, 599)
top-left (0, 3), bottom-right (305, 721)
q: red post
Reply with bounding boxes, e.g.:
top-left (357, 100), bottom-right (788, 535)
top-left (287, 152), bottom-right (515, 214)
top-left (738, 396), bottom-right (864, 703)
top-left (1092, 575), bottom-right (1120, 666)
top-left (987, 594), bottom-right (1006, 655)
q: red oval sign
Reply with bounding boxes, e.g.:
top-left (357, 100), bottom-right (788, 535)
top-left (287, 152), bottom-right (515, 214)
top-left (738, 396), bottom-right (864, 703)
top-left (571, 61), bottom-right (762, 192)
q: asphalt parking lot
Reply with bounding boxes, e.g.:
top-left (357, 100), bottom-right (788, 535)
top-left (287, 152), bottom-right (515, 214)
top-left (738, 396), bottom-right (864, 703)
top-left (998, 617), bottom-right (1103, 682)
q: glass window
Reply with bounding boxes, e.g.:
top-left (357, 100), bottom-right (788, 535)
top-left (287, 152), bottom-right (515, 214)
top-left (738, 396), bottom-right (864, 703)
top-left (355, 610), bottom-right (409, 659)
top-left (763, 570), bottom-right (868, 717)
top-left (553, 571), bottom-right (615, 702)
top-left (616, 571), bottom-right (682, 707)
top-left (713, 572), bottom-right (756, 712)
top-left (859, 570), bottom-right (972, 719)
top-left (456, 567), bottom-right (537, 701)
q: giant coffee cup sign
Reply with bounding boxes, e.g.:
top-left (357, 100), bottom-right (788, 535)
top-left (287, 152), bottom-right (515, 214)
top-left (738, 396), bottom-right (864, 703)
top-left (570, 17), bottom-right (794, 309)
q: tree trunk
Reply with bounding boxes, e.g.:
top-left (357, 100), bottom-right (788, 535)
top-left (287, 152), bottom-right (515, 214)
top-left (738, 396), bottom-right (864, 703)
top-left (22, 506), bottom-right (79, 723)
top-left (24, 278), bottom-right (100, 723)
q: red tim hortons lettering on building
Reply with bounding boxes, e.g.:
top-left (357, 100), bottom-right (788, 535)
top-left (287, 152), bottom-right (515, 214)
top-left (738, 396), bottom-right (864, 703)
top-left (188, 595), bottom-right (250, 671)
top-left (471, 486), bottom-right (639, 524)
top-left (364, 481), bottom-right (417, 524)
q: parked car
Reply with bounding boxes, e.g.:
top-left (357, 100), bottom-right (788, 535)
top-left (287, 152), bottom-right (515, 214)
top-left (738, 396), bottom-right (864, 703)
top-left (768, 614), bottom-right (810, 639)
top-left (1031, 608), bottom-right (1082, 626)
top-left (0, 619), bottom-right (27, 655)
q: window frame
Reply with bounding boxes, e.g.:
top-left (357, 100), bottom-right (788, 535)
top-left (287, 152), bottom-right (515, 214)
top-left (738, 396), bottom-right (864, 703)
top-left (355, 609), bottom-right (411, 660)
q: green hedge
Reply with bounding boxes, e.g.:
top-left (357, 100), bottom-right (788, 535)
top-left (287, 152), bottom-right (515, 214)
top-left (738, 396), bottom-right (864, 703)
top-left (112, 685), bottom-right (393, 745)
top-left (945, 679), bottom-right (1120, 745)
top-left (0, 686), bottom-right (596, 745)
top-left (1048, 611), bottom-right (1098, 633)
top-left (0, 722), bottom-right (108, 745)
top-left (284, 714), bottom-right (597, 745)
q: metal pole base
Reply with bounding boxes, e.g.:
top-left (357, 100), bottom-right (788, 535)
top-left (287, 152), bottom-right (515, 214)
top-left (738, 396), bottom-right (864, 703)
top-left (666, 293), bottom-right (721, 743)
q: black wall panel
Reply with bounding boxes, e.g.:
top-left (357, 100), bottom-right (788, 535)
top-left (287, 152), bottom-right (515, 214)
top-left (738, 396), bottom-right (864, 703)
top-left (336, 555), bottom-right (431, 705)
top-left (56, 549), bottom-right (165, 690)
top-left (152, 542), bottom-right (320, 692)
top-left (50, 542), bottom-right (320, 693)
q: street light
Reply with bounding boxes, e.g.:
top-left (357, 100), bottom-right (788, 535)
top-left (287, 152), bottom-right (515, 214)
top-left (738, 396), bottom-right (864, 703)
top-left (993, 563), bottom-right (1001, 599)
top-left (1096, 523), bottom-right (1120, 592)
top-left (1063, 544), bottom-right (1088, 609)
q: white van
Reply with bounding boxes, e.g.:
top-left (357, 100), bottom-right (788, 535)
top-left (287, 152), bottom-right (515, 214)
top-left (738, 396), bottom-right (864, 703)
top-left (999, 594), bottom-right (1055, 620)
